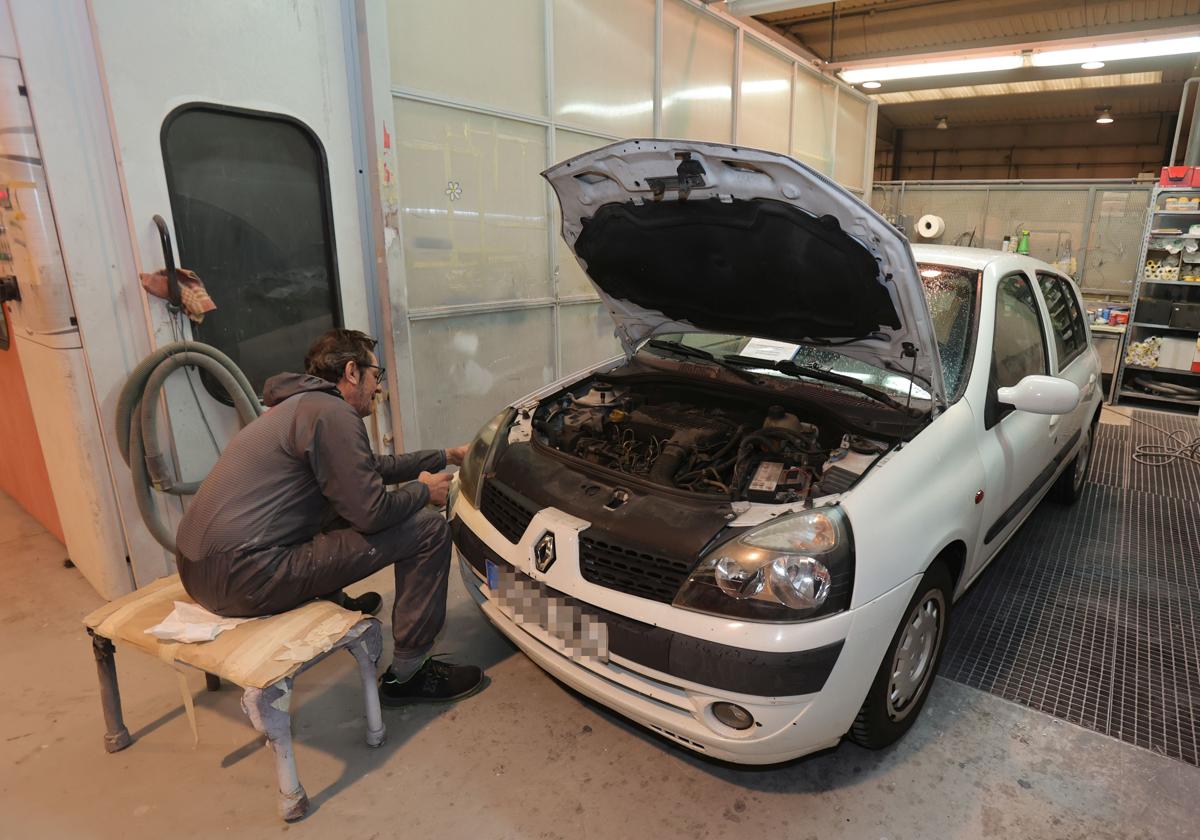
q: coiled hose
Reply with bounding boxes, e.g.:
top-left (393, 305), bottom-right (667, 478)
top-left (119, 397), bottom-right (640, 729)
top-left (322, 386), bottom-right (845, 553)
top-left (116, 341), bottom-right (263, 553)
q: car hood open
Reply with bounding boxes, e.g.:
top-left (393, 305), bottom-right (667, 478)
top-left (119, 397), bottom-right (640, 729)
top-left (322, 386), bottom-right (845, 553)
top-left (544, 139), bottom-right (945, 408)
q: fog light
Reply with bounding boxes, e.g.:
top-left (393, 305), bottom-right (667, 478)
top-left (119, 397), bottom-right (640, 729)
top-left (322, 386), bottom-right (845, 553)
top-left (711, 702), bottom-right (754, 731)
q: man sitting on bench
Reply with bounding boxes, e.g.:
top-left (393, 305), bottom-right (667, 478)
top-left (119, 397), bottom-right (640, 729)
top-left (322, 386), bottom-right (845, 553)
top-left (175, 328), bottom-right (483, 706)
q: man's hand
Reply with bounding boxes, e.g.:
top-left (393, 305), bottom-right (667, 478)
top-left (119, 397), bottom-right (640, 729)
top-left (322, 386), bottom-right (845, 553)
top-left (419, 471), bottom-right (453, 507)
top-left (445, 444), bottom-right (469, 467)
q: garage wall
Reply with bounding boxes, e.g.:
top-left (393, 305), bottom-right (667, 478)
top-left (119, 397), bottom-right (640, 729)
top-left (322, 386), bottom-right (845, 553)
top-left (383, 0), bottom-right (875, 449)
top-left (871, 181), bottom-right (1153, 296)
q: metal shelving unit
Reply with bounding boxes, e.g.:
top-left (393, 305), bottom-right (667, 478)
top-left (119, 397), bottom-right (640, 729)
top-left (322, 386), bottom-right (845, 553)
top-left (1113, 183), bottom-right (1200, 414)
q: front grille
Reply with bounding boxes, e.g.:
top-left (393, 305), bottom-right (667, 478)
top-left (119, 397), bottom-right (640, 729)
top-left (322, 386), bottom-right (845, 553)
top-left (480, 479), bottom-right (539, 544)
top-left (579, 534), bottom-right (695, 603)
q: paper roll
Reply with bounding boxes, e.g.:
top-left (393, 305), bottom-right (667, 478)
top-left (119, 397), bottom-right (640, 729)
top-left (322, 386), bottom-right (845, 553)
top-left (916, 214), bottom-right (946, 238)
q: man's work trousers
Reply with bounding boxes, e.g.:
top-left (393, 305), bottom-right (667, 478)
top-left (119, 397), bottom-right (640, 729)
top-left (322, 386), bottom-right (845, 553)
top-left (177, 509), bottom-right (452, 656)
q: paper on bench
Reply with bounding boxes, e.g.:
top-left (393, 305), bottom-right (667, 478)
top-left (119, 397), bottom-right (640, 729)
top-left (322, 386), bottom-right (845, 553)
top-left (145, 601), bottom-right (260, 643)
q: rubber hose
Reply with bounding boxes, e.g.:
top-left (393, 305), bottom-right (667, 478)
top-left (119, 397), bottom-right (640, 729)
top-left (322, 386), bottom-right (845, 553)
top-left (115, 340), bottom-right (263, 553)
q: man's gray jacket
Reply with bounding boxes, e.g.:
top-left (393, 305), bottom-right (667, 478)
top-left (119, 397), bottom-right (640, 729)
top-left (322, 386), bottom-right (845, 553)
top-left (176, 373), bottom-right (445, 561)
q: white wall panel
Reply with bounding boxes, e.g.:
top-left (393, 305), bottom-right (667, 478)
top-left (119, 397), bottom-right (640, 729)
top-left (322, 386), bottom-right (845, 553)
top-left (394, 99), bottom-right (550, 308)
top-left (410, 307), bottom-right (555, 447)
top-left (661, 0), bottom-right (735, 143)
top-left (793, 73), bottom-right (836, 174)
top-left (560, 301), bottom-right (621, 376)
top-left (739, 38), bottom-right (792, 153)
top-left (552, 0), bottom-right (655, 137)
top-left (834, 93), bottom-right (870, 191)
top-left (388, 0), bottom-right (546, 116)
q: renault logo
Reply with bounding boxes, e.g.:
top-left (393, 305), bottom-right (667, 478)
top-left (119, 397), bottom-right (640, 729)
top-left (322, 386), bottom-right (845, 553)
top-left (534, 532), bottom-right (557, 573)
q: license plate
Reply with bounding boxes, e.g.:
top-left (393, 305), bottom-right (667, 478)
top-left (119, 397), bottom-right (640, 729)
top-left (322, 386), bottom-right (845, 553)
top-left (486, 559), bottom-right (608, 664)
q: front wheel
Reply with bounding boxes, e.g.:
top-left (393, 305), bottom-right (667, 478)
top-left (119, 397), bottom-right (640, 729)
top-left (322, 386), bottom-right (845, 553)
top-left (849, 562), bottom-right (951, 750)
top-left (1050, 420), bottom-right (1094, 504)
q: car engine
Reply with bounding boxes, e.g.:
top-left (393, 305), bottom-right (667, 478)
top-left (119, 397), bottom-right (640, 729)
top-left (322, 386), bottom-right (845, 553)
top-left (533, 380), bottom-right (855, 503)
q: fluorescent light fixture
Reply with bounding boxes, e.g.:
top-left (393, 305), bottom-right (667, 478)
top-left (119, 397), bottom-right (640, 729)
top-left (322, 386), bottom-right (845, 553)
top-left (1033, 35), bottom-right (1200, 67)
top-left (1081, 60), bottom-right (1105, 70)
top-left (1096, 107), bottom-right (1114, 124)
top-left (862, 80), bottom-right (882, 89)
top-left (726, 0), bottom-right (830, 14)
top-left (868, 72), bottom-right (1161, 104)
top-left (840, 54), bottom-right (1023, 84)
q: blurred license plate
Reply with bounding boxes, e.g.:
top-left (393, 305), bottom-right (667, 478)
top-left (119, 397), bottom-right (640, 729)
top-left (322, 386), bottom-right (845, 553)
top-left (486, 559), bottom-right (608, 663)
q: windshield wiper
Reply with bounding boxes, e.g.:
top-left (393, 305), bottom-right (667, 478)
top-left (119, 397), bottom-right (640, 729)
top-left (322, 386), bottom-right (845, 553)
top-left (722, 354), bottom-right (924, 417)
top-left (645, 339), bottom-right (763, 384)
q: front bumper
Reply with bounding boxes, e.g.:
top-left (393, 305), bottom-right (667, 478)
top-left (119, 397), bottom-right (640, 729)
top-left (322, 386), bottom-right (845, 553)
top-left (453, 491), bottom-right (920, 764)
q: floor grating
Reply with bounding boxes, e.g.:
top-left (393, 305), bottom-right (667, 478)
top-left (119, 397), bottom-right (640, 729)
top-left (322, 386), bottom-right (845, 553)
top-left (940, 409), bottom-right (1200, 766)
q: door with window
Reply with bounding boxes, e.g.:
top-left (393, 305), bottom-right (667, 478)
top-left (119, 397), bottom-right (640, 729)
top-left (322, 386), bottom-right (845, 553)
top-left (1036, 271), bottom-right (1098, 437)
top-left (972, 270), bottom-right (1058, 565)
top-left (86, 2), bottom-right (374, 553)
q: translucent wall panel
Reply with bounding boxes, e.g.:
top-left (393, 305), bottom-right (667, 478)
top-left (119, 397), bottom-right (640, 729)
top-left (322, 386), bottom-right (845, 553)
top-left (1083, 189), bottom-right (1151, 293)
top-left (410, 307), bottom-right (556, 447)
top-left (833, 93), bottom-right (870, 191)
top-left (560, 301), bottom-right (622, 375)
top-left (981, 190), bottom-right (1091, 269)
top-left (738, 39), bottom-right (792, 153)
top-left (387, 0), bottom-right (546, 117)
top-left (553, 0), bottom-right (654, 137)
top-left (553, 130), bottom-right (612, 299)
top-left (793, 73), bottom-right (835, 174)
top-left (661, 0), bottom-right (735, 143)
top-left (394, 99), bottom-right (550, 309)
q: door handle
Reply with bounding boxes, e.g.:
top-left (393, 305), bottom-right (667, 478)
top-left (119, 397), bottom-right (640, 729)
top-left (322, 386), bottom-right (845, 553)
top-left (1084, 373), bottom-right (1097, 398)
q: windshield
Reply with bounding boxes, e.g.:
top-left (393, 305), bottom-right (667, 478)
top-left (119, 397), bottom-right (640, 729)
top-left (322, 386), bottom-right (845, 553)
top-left (643, 263), bottom-right (978, 401)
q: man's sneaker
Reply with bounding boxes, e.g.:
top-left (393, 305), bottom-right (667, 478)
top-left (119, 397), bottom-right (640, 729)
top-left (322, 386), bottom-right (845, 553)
top-left (379, 657), bottom-right (484, 707)
top-left (321, 590), bottom-right (382, 616)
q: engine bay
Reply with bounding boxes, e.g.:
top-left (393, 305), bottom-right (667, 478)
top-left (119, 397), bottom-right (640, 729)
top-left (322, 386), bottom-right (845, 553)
top-left (531, 377), bottom-right (890, 504)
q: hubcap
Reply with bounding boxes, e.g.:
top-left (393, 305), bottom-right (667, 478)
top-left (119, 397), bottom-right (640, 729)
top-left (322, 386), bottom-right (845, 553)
top-left (1072, 427), bottom-right (1092, 492)
top-left (887, 590), bottom-right (945, 721)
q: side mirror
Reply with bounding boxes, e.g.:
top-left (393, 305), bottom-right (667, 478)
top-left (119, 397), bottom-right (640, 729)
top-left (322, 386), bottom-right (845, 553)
top-left (997, 375), bottom-right (1081, 415)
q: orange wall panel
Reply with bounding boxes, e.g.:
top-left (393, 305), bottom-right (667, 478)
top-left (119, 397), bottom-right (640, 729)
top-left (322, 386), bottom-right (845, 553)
top-left (0, 305), bottom-right (64, 542)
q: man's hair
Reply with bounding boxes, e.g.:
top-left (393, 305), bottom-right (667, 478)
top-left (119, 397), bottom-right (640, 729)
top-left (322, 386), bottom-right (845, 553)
top-left (304, 329), bottom-right (378, 384)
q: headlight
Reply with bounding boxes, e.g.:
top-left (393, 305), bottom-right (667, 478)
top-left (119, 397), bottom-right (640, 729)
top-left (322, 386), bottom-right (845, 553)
top-left (457, 407), bottom-right (514, 508)
top-left (673, 507), bottom-right (854, 622)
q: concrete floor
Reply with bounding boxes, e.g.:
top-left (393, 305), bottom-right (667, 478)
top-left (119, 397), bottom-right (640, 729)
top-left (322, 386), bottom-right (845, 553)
top-left (3, 490), bottom-right (1198, 840)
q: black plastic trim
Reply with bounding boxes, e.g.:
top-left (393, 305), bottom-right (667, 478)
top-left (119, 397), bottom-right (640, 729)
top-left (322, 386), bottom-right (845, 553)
top-left (984, 429), bottom-right (1081, 545)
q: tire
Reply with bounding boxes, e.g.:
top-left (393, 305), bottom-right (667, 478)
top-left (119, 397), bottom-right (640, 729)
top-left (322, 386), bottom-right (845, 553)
top-left (849, 562), bottom-right (951, 750)
top-left (1049, 419), bottom-right (1094, 505)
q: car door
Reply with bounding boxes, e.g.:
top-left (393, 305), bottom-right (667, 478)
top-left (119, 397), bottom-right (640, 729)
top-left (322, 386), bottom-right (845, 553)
top-left (1036, 271), bottom-right (1097, 437)
top-left (972, 269), bottom-right (1058, 566)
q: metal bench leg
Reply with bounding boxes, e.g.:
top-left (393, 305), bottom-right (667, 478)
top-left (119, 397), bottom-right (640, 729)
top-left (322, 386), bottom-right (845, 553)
top-left (347, 622), bottom-right (386, 748)
top-left (241, 679), bottom-right (307, 822)
top-left (88, 630), bottom-right (132, 753)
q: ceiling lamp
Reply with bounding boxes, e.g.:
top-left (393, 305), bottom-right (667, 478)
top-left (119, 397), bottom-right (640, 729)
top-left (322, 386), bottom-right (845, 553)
top-left (840, 55), bottom-right (1023, 84)
top-left (936, 116), bottom-right (949, 130)
top-left (1033, 35), bottom-right (1200, 67)
top-left (1081, 60), bottom-right (1105, 70)
top-left (1095, 107), bottom-right (1115, 124)
top-left (862, 80), bottom-right (882, 89)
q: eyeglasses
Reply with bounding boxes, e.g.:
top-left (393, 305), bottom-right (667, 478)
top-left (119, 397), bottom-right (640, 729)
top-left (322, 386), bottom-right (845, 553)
top-left (362, 363), bottom-right (386, 381)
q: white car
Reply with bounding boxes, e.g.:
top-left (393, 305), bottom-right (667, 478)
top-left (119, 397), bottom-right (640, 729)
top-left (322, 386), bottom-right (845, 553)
top-left (448, 140), bottom-right (1101, 764)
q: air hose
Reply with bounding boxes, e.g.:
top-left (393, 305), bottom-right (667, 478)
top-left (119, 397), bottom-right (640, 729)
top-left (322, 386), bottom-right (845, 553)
top-left (116, 341), bottom-right (263, 553)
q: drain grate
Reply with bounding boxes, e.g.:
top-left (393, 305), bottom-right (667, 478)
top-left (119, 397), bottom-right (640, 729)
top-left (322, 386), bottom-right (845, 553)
top-left (941, 412), bottom-right (1200, 766)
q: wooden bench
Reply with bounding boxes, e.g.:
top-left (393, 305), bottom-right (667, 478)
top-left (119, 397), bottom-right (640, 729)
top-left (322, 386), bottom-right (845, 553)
top-left (83, 575), bottom-right (386, 821)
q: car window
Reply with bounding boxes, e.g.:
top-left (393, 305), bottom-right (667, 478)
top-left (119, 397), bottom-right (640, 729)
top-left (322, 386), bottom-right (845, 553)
top-left (1035, 272), bottom-right (1087, 369)
top-left (992, 272), bottom-right (1047, 388)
